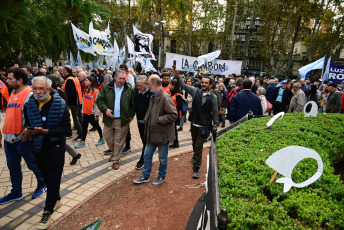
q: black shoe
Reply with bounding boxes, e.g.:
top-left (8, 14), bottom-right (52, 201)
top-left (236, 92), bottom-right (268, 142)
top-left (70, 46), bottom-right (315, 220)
top-left (122, 146), bottom-right (131, 153)
top-left (73, 135), bottom-right (81, 142)
top-left (89, 127), bottom-right (97, 132)
top-left (192, 169), bottom-right (199, 178)
top-left (152, 176), bottom-right (166, 185)
top-left (70, 153), bottom-right (81, 165)
top-left (177, 127), bottom-right (183, 131)
top-left (133, 176), bottom-right (149, 184)
top-left (103, 149), bottom-right (112, 155)
top-left (221, 124), bottom-right (225, 128)
top-left (135, 161), bottom-right (144, 170)
top-left (169, 142), bottom-right (179, 148)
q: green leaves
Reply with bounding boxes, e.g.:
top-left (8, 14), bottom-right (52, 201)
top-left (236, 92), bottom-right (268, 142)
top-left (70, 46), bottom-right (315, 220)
top-left (217, 113), bottom-right (344, 229)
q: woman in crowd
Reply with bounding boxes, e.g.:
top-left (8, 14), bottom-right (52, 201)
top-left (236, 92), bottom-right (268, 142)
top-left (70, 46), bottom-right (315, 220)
top-left (179, 77), bottom-right (193, 131)
top-left (75, 76), bottom-right (105, 148)
top-left (256, 87), bottom-right (269, 116)
top-left (218, 83), bottom-right (229, 127)
top-left (169, 79), bottom-right (183, 148)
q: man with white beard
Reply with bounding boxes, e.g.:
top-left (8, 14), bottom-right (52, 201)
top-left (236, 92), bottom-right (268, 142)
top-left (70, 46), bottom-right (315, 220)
top-left (23, 76), bottom-right (71, 229)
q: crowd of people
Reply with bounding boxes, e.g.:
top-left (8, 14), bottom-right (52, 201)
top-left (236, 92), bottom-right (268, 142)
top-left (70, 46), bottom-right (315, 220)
top-left (0, 63), bottom-right (343, 229)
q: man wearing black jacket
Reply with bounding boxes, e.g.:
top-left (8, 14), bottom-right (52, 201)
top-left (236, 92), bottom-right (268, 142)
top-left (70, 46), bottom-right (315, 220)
top-left (134, 75), bottom-right (152, 170)
top-left (23, 76), bottom-right (71, 229)
top-left (62, 66), bottom-right (82, 141)
top-left (272, 80), bottom-right (292, 115)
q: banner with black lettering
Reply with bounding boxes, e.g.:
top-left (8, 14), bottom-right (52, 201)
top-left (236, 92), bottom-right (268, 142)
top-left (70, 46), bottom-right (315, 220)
top-left (165, 52), bottom-right (242, 75)
top-left (89, 21), bottom-right (115, 56)
top-left (71, 23), bottom-right (96, 56)
top-left (133, 25), bottom-right (155, 61)
top-left (325, 61), bottom-right (344, 84)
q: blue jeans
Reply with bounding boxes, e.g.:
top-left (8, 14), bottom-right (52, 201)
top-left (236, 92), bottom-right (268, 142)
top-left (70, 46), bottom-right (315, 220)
top-left (4, 140), bottom-right (45, 195)
top-left (142, 143), bottom-right (168, 178)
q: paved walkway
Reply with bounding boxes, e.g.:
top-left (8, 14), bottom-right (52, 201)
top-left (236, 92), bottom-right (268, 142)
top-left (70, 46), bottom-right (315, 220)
top-left (0, 116), bottom-right (226, 229)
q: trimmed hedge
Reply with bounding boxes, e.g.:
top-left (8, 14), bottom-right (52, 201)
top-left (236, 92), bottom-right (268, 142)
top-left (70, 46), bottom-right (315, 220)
top-left (217, 113), bottom-right (344, 229)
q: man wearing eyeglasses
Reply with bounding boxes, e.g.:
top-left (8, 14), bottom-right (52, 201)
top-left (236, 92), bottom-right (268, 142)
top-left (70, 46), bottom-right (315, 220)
top-left (23, 76), bottom-right (71, 229)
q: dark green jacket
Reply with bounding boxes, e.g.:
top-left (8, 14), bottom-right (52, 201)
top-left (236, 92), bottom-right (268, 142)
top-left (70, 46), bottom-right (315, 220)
top-left (96, 80), bottom-right (135, 126)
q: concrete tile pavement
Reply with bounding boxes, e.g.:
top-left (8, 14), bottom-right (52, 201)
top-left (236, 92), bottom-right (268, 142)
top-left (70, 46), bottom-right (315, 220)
top-left (0, 115), bottom-right (226, 229)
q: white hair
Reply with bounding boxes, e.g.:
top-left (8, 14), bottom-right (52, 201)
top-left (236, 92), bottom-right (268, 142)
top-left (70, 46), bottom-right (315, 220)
top-left (136, 75), bottom-right (148, 84)
top-left (257, 87), bottom-right (266, 95)
top-left (32, 76), bottom-right (52, 87)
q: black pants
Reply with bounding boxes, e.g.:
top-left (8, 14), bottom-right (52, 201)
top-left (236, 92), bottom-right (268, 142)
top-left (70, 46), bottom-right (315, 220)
top-left (137, 121), bottom-right (146, 164)
top-left (34, 144), bottom-right (65, 213)
top-left (81, 114), bottom-right (103, 141)
top-left (273, 102), bottom-right (285, 115)
top-left (70, 105), bottom-right (82, 136)
top-left (125, 128), bottom-right (131, 148)
top-left (191, 124), bottom-right (206, 170)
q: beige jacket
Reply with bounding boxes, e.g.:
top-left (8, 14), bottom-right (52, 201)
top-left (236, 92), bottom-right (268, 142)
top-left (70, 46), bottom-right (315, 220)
top-left (144, 89), bottom-right (178, 145)
top-left (289, 89), bottom-right (306, 113)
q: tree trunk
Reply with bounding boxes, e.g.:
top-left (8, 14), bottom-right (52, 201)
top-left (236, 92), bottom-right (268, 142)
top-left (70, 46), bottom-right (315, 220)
top-left (287, 7), bottom-right (302, 76)
top-left (229, 0), bottom-right (237, 60)
top-left (188, 0), bottom-right (193, 56)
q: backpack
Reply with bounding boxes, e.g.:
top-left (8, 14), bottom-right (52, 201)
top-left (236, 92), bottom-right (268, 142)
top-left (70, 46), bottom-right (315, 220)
top-left (181, 99), bottom-right (188, 116)
top-left (228, 88), bottom-right (240, 103)
top-left (266, 99), bottom-right (272, 113)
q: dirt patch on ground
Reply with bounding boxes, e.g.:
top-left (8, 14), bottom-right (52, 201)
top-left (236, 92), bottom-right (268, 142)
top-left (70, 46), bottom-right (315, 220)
top-left (53, 149), bottom-right (208, 230)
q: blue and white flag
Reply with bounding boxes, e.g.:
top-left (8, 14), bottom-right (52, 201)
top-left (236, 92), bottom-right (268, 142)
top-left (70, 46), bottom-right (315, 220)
top-left (298, 56), bottom-right (326, 80)
top-left (87, 61), bottom-right (93, 71)
top-left (71, 22), bottom-right (96, 56)
top-left (139, 59), bottom-right (157, 72)
top-left (69, 51), bottom-right (75, 69)
top-left (197, 50), bottom-right (221, 66)
top-left (76, 50), bottom-right (83, 67)
top-left (322, 56), bottom-right (331, 81)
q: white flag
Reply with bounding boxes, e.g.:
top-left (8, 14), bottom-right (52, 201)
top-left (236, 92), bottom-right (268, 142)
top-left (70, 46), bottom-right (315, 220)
top-left (139, 59), bottom-right (157, 72)
top-left (133, 25), bottom-right (155, 61)
top-left (113, 38), bottom-right (120, 69)
top-left (322, 56), bottom-right (331, 81)
top-left (89, 21), bottom-right (115, 56)
top-left (197, 50), bottom-right (221, 66)
top-left (76, 50), bottom-right (83, 67)
top-left (71, 23), bottom-right (96, 56)
top-left (119, 46), bottom-right (126, 65)
top-left (69, 51), bottom-right (75, 69)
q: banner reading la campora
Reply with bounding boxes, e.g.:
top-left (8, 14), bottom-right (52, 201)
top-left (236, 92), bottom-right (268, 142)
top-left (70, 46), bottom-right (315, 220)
top-left (165, 52), bottom-right (242, 75)
top-left (71, 23), bottom-right (96, 56)
top-left (89, 21), bottom-right (115, 56)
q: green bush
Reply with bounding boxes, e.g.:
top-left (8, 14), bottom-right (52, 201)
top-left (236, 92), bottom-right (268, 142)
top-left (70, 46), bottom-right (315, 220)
top-left (217, 113), bottom-right (344, 229)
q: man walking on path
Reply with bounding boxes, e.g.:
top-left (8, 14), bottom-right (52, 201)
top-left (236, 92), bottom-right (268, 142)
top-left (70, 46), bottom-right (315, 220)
top-left (133, 74), bottom-right (177, 185)
top-left (96, 70), bottom-right (135, 170)
top-left (175, 70), bottom-right (218, 178)
top-left (23, 76), bottom-right (71, 229)
top-left (0, 68), bottom-right (46, 205)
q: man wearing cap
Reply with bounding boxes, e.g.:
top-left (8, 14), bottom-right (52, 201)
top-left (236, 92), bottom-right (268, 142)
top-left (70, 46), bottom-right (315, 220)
top-left (272, 80), bottom-right (292, 115)
top-left (289, 82), bottom-right (306, 113)
top-left (325, 82), bottom-right (342, 113)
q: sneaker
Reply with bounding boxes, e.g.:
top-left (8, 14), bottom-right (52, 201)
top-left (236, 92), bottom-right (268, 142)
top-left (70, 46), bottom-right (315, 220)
top-left (95, 139), bottom-right (105, 146)
top-left (74, 142), bottom-right (86, 148)
top-left (192, 169), bottom-right (199, 178)
top-left (221, 123), bottom-right (225, 128)
top-left (54, 200), bottom-right (62, 211)
top-left (0, 193), bottom-right (23, 205)
top-left (73, 136), bottom-right (81, 142)
top-left (36, 211), bottom-right (52, 229)
top-left (177, 127), bottom-right (183, 131)
top-left (152, 176), bottom-right (166, 185)
top-left (89, 127), bottom-right (97, 132)
top-left (122, 146), bottom-right (131, 153)
top-left (133, 176), bottom-right (149, 184)
top-left (135, 162), bottom-right (144, 170)
top-left (32, 186), bottom-right (47, 199)
top-left (103, 149), bottom-right (112, 155)
top-left (70, 153), bottom-right (81, 165)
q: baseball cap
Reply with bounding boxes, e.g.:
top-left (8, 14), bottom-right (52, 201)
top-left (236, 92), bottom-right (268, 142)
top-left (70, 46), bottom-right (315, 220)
top-left (281, 80), bottom-right (287, 84)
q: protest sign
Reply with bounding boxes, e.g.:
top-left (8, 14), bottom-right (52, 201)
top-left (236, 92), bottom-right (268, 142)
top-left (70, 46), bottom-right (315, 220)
top-left (165, 52), bottom-right (242, 75)
top-left (324, 61), bottom-right (344, 84)
top-left (71, 23), bottom-right (96, 56)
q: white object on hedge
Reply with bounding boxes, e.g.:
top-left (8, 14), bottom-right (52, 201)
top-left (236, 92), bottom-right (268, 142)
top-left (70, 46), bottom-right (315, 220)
top-left (266, 112), bottom-right (284, 128)
top-left (266, 146), bottom-right (323, 193)
top-left (303, 101), bottom-right (318, 117)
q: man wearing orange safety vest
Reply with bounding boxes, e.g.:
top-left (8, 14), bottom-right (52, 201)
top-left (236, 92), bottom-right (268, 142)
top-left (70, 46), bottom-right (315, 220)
top-left (161, 73), bottom-right (171, 95)
top-left (0, 79), bottom-right (9, 111)
top-left (0, 68), bottom-right (46, 205)
top-left (62, 66), bottom-right (83, 141)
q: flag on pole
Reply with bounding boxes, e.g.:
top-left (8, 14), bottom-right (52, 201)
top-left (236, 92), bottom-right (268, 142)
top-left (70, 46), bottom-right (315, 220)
top-left (298, 56), bottom-right (326, 80)
top-left (76, 50), bottom-right (83, 67)
top-left (127, 35), bottom-right (135, 68)
top-left (113, 38), bottom-right (120, 69)
top-left (69, 51), bottom-right (75, 69)
top-left (119, 46), bottom-right (126, 65)
top-left (197, 50), bottom-right (221, 66)
top-left (322, 56), bottom-right (331, 81)
top-left (133, 25), bottom-right (155, 61)
top-left (89, 21), bottom-right (115, 56)
top-left (139, 59), bottom-right (157, 72)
